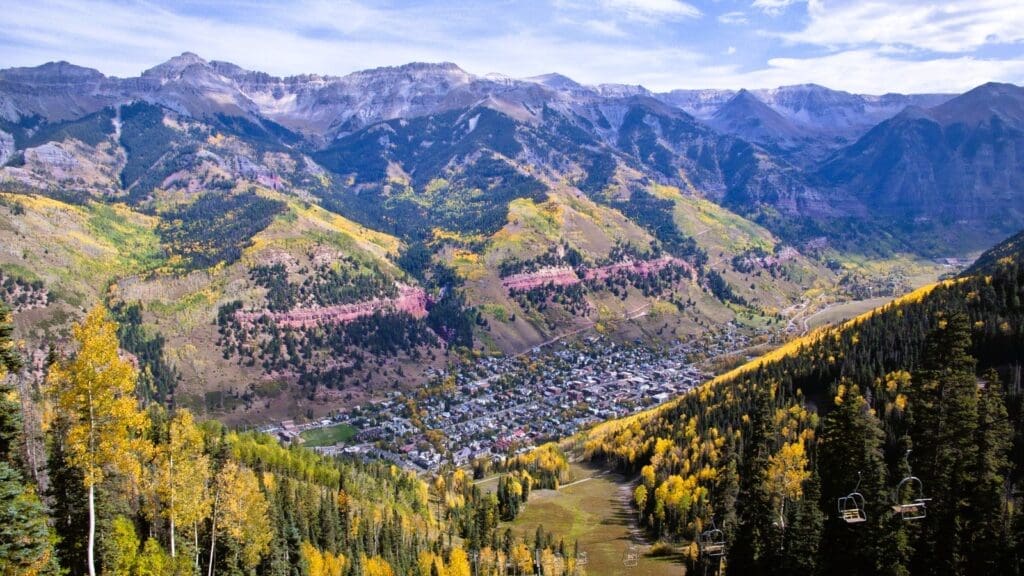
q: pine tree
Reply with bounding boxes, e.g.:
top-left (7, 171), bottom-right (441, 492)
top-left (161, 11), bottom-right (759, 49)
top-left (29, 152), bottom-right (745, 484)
top-left (818, 382), bottom-right (895, 576)
top-left (713, 434), bottom-right (740, 548)
top-left (966, 369), bottom-right (1013, 574)
top-left (781, 463), bottom-right (823, 576)
top-left (0, 304), bottom-right (57, 576)
top-left (47, 414), bottom-right (90, 572)
top-left (729, 386), bottom-right (778, 576)
top-left (909, 312), bottom-right (978, 575)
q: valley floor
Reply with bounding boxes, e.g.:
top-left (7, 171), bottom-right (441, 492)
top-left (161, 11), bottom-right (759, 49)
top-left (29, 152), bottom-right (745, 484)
top-left (490, 462), bottom-right (685, 575)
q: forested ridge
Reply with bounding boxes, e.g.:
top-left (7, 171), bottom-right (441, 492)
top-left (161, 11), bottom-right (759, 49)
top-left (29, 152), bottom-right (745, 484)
top-left (0, 305), bottom-right (581, 576)
top-left (4, 210), bottom-right (1024, 575)
top-left (581, 232), bottom-right (1024, 575)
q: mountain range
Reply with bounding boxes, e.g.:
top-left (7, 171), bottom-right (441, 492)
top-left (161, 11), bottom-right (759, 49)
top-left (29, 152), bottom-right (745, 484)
top-left (1, 52), bottom-right (1023, 420)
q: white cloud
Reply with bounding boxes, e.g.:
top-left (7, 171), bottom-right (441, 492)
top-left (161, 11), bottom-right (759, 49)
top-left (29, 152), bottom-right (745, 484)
top-left (599, 0), bottom-right (702, 21)
top-left (725, 46), bottom-right (737, 55)
top-left (751, 0), bottom-right (802, 16)
top-left (718, 11), bottom-right (749, 25)
top-left (781, 0), bottom-right (1024, 53)
top-left (581, 19), bottom-right (628, 37)
top-left (0, 0), bottom-right (707, 88)
top-left (2, 0), bottom-right (1023, 95)
top-left (676, 49), bottom-right (1024, 93)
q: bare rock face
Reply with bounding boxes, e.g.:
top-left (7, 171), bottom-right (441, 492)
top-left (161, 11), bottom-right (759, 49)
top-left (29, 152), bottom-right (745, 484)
top-left (502, 266), bottom-right (579, 291)
top-left (27, 142), bottom-right (77, 170)
top-left (0, 61), bottom-right (119, 122)
top-left (501, 257), bottom-right (696, 292)
top-left (0, 129), bottom-right (13, 166)
top-left (14, 139), bottom-right (123, 195)
top-left (236, 285), bottom-right (430, 329)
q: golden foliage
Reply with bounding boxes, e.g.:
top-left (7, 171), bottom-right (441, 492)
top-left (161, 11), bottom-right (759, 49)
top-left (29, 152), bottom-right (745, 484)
top-left (216, 461), bottom-right (272, 569)
top-left (47, 305), bottom-right (148, 488)
top-left (362, 555), bottom-right (395, 576)
top-left (767, 441), bottom-right (810, 502)
top-left (301, 542), bottom-right (346, 576)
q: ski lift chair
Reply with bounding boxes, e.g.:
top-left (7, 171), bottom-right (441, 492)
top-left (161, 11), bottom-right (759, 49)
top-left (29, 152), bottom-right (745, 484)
top-left (838, 471), bottom-right (867, 524)
top-left (699, 527), bottom-right (727, 558)
top-left (892, 475), bottom-right (930, 521)
top-left (892, 451), bottom-right (930, 521)
top-left (838, 492), bottom-right (867, 524)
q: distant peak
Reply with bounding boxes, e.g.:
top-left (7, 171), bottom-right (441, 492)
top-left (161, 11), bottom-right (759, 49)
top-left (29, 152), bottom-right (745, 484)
top-left (526, 73), bottom-right (583, 90)
top-left (346, 61), bottom-right (472, 81)
top-left (778, 83), bottom-right (829, 91)
top-left (0, 60), bottom-right (105, 83)
top-left (595, 83), bottom-right (651, 98)
top-left (932, 81), bottom-right (1024, 124)
top-left (721, 88), bottom-right (770, 109)
top-left (143, 52), bottom-right (210, 78)
top-left (395, 61), bottom-right (465, 73)
top-left (965, 81), bottom-right (1021, 96)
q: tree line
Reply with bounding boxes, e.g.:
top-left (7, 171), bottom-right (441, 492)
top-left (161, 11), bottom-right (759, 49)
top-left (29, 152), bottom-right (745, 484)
top-left (581, 249), bottom-right (1024, 575)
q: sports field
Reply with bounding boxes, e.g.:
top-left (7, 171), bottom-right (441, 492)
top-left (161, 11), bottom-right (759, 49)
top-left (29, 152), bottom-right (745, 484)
top-left (299, 423), bottom-right (357, 447)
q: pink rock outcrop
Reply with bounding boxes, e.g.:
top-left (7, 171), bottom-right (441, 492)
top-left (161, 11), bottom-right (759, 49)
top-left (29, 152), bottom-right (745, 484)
top-left (584, 256), bottom-right (696, 282)
top-left (501, 266), bottom-right (579, 291)
top-left (501, 257), bottom-right (696, 292)
top-left (236, 284), bottom-right (429, 329)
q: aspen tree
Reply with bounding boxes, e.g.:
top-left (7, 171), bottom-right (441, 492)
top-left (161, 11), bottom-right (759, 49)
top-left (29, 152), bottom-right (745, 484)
top-left (154, 409), bottom-right (211, 559)
top-left (48, 306), bottom-right (147, 576)
top-left (211, 461), bottom-right (271, 573)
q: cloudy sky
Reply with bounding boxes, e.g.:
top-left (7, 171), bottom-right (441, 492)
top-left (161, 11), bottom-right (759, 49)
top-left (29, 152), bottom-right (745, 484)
top-left (2, 0), bottom-right (1023, 93)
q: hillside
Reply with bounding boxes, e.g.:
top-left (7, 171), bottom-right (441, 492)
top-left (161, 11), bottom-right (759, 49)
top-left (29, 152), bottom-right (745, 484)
top-left (5, 53), bottom-right (1016, 422)
top-left (0, 54), bottom-right (1008, 256)
top-left (575, 229), bottom-right (1024, 574)
top-left (963, 228), bottom-right (1024, 276)
top-left (0, 54), bottom-right (884, 422)
top-left (1, 303), bottom-right (526, 576)
top-left (817, 82), bottom-right (1024, 254)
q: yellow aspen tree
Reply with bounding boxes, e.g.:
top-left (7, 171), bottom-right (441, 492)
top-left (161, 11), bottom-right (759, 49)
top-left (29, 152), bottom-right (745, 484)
top-left (322, 551), bottom-right (345, 576)
top-left (417, 551), bottom-right (445, 576)
top-left (634, 484), bottom-right (648, 513)
top-left (478, 547), bottom-right (497, 576)
top-left (212, 461), bottom-right (271, 574)
top-left (767, 440), bottom-right (810, 502)
top-left (101, 516), bottom-right (140, 576)
top-left (48, 306), bottom-right (148, 576)
top-left (154, 409), bottom-right (211, 560)
top-left (302, 542), bottom-right (326, 576)
top-left (511, 542), bottom-right (534, 574)
top-left (135, 538), bottom-right (172, 576)
top-left (301, 542), bottom-right (346, 576)
top-left (447, 547), bottom-right (471, 576)
top-left (540, 549), bottom-right (558, 575)
top-left (362, 555), bottom-right (394, 576)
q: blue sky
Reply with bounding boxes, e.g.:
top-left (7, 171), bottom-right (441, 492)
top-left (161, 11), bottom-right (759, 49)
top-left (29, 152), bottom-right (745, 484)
top-left (2, 0), bottom-right (1023, 93)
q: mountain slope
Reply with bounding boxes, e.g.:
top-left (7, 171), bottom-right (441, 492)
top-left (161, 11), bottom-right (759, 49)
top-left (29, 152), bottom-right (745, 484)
top-left (579, 228), bottom-right (1024, 573)
top-left (707, 89), bottom-right (811, 153)
top-left (6, 54), bottom-right (1015, 421)
top-left (818, 82), bottom-right (1024, 253)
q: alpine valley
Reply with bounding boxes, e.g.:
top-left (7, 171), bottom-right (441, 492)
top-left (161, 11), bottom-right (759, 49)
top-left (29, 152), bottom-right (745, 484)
top-left (4, 43), bottom-right (1024, 576)
top-left (3, 54), bottom-right (1024, 422)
